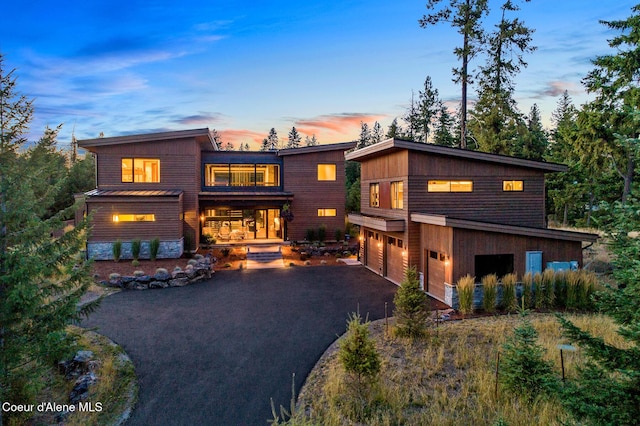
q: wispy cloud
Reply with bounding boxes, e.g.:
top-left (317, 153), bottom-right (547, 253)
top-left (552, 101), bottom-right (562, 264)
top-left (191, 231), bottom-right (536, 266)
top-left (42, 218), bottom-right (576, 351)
top-left (533, 81), bottom-right (583, 99)
top-left (219, 129), bottom-right (266, 147)
top-left (172, 112), bottom-right (225, 126)
top-left (295, 112), bottom-right (387, 134)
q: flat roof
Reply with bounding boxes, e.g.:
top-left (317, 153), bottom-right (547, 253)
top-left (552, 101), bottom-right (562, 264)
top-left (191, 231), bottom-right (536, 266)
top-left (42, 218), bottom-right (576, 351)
top-left (410, 213), bottom-right (599, 242)
top-left (78, 128), bottom-right (218, 151)
top-left (85, 189), bottom-right (183, 197)
top-left (345, 138), bottom-right (567, 172)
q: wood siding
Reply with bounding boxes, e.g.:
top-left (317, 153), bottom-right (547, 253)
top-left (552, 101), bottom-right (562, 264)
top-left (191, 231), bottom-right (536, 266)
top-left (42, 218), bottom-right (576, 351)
top-left (452, 227), bottom-right (584, 282)
top-left (420, 224), bottom-right (453, 300)
top-left (87, 195), bottom-right (183, 241)
top-left (90, 137), bottom-right (201, 246)
top-left (407, 151), bottom-right (546, 228)
top-left (282, 149), bottom-right (348, 241)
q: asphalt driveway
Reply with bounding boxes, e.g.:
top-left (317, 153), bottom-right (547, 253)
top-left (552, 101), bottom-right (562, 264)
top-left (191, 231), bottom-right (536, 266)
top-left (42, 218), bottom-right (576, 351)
top-left (81, 265), bottom-right (398, 425)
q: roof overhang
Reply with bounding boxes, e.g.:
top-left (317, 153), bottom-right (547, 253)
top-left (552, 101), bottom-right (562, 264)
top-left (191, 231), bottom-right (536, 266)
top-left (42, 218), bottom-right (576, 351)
top-left (199, 191), bottom-right (294, 203)
top-left (78, 128), bottom-right (218, 152)
top-left (278, 141), bottom-right (357, 156)
top-left (345, 138), bottom-right (567, 172)
top-left (84, 189), bottom-right (183, 203)
top-left (348, 213), bottom-right (405, 232)
top-left (411, 213), bottom-right (599, 242)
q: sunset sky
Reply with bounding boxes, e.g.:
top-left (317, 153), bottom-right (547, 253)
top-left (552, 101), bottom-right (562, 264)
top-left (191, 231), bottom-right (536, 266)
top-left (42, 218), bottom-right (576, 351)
top-left (0, 0), bottom-right (636, 149)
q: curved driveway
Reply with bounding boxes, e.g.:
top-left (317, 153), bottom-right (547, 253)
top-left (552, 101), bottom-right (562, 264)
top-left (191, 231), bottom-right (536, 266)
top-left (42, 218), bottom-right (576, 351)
top-left (82, 266), bottom-right (398, 425)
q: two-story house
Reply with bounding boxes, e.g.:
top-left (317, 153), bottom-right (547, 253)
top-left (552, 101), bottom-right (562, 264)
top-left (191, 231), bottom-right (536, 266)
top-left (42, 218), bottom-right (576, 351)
top-left (77, 128), bottom-right (354, 259)
top-left (346, 138), bottom-right (598, 306)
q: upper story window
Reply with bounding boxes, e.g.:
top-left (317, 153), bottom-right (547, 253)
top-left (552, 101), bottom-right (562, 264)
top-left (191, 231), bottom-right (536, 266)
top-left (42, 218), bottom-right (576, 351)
top-left (317, 208), bottom-right (337, 217)
top-left (205, 164), bottom-right (280, 187)
top-left (317, 164), bottom-right (336, 181)
top-left (112, 214), bottom-right (155, 222)
top-left (370, 183), bottom-right (380, 207)
top-left (391, 181), bottom-right (404, 209)
top-left (122, 158), bottom-right (160, 183)
top-left (503, 180), bottom-right (524, 191)
top-left (428, 180), bottom-right (473, 193)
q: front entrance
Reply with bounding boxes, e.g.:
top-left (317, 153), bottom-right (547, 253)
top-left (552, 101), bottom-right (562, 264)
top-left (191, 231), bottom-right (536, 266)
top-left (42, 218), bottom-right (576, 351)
top-left (202, 208), bottom-right (282, 241)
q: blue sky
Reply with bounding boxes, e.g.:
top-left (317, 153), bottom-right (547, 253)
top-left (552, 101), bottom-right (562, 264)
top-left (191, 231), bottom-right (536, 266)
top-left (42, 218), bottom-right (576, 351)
top-left (0, 0), bottom-right (636, 149)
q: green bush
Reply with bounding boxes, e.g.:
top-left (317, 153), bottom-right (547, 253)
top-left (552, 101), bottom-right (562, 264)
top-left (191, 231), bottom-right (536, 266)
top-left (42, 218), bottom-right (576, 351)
top-left (318, 225), bottom-right (326, 242)
top-left (553, 270), bottom-right (567, 308)
top-left (305, 228), bottom-right (316, 242)
top-left (482, 274), bottom-right (498, 313)
top-left (521, 272), bottom-right (534, 309)
top-left (150, 237), bottom-right (160, 261)
top-left (335, 228), bottom-right (343, 242)
top-left (457, 274), bottom-right (475, 315)
top-left (393, 266), bottom-right (429, 338)
top-left (499, 319), bottom-right (559, 402)
top-left (542, 268), bottom-right (555, 308)
top-left (501, 273), bottom-right (518, 312)
top-left (131, 238), bottom-right (141, 260)
top-left (112, 240), bottom-right (122, 262)
top-left (533, 272), bottom-right (544, 309)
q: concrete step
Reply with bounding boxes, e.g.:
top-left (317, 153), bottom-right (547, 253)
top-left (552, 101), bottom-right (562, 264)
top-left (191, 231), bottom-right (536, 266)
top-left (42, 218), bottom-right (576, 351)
top-left (246, 251), bottom-right (283, 262)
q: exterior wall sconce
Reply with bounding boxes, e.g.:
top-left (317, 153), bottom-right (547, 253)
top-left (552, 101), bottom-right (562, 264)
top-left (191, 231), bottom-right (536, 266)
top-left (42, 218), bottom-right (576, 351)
top-left (112, 214), bottom-right (119, 223)
top-left (444, 255), bottom-right (451, 267)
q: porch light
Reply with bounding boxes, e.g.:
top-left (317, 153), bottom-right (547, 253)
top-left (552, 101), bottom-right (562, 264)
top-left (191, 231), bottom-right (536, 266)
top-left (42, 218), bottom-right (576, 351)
top-left (113, 215), bottom-right (119, 223)
top-left (402, 250), bottom-right (406, 257)
top-left (444, 256), bottom-right (450, 267)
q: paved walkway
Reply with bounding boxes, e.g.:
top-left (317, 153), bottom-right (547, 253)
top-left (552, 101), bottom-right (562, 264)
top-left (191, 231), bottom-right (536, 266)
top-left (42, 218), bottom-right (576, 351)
top-left (81, 266), bottom-right (398, 426)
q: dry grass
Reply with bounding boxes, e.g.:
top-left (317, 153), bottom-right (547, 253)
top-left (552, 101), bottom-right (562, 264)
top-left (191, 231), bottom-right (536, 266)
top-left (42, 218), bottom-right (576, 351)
top-left (29, 326), bottom-right (136, 426)
top-left (297, 313), bottom-right (628, 426)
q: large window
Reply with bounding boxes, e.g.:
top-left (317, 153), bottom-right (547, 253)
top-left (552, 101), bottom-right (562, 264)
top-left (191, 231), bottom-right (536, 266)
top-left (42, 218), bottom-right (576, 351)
top-left (503, 180), bottom-right (524, 191)
top-left (122, 158), bottom-right (160, 183)
top-left (112, 214), bottom-right (155, 222)
top-left (391, 181), bottom-right (404, 209)
top-left (317, 164), bottom-right (336, 181)
top-left (428, 180), bottom-right (473, 192)
top-left (317, 208), bottom-right (337, 217)
top-left (370, 183), bottom-right (380, 207)
top-left (205, 164), bottom-right (280, 187)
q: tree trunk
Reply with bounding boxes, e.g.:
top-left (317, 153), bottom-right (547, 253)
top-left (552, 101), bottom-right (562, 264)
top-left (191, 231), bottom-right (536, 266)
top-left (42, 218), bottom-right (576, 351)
top-left (460, 30), bottom-right (468, 150)
top-left (621, 154), bottom-right (634, 204)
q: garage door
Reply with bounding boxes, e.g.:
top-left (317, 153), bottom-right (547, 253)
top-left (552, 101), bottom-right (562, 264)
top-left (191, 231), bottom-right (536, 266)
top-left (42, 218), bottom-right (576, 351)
top-left (366, 233), bottom-right (381, 273)
top-left (386, 238), bottom-right (404, 284)
top-left (426, 250), bottom-right (445, 301)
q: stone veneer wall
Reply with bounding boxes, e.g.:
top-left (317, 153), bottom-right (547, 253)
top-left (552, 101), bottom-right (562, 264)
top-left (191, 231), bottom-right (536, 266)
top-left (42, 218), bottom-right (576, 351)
top-left (87, 239), bottom-right (184, 261)
top-left (444, 282), bottom-right (528, 309)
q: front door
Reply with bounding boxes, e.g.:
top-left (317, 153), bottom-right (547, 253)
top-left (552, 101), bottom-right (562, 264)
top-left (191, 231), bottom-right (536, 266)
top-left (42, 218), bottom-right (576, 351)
top-left (255, 209), bottom-right (281, 239)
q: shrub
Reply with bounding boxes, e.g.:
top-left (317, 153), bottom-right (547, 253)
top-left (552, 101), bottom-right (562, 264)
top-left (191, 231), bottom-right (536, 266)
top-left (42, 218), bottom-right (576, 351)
top-left (457, 274), bottom-right (475, 315)
top-left (338, 312), bottom-right (381, 422)
top-left (131, 238), bottom-right (141, 260)
top-left (533, 272), bottom-right (544, 309)
top-left (501, 273), bottom-right (518, 312)
top-left (150, 237), bottom-right (160, 261)
top-left (182, 233), bottom-right (192, 258)
top-left (220, 247), bottom-right (231, 257)
top-left (335, 228), bottom-right (343, 242)
top-left (499, 319), bottom-right (559, 402)
top-left (521, 272), bottom-right (534, 309)
top-left (305, 228), bottom-right (316, 242)
top-left (131, 259), bottom-right (140, 267)
top-left (482, 274), bottom-right (498, 313)
top-left (553, 270), bottom-right (567, 308)
top-left (112, 240), bottom-right (122, 262)
top-left (317, 225), bottom-right (326, 242)
top-left (393, 266), bottom-right (429, 338)
top-left (542, 268), bottom-right (556, 308)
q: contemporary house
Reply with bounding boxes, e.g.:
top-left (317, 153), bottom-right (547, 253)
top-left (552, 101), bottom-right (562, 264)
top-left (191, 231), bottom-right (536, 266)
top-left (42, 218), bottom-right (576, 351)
top-left (77, 128), bottom-right (354, 259)
top-left (346, 138), bottom-right (598, 307)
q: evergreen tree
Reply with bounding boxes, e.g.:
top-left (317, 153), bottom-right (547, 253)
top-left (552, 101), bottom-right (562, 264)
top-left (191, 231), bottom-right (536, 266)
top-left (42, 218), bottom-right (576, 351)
top-left (267, 128), bottom-right (279, 150)
top-left (386, 118), bottom-right (403, 139)
top-left (419, 0), bottom-right (489, 148)
top-left (557, 196), bottom-right (640, 425)
top-left (402, 91), bottom-right (420, 141)
top-left (338, 312), bottom-right (381, 384)
top-left (417, 76), bottom-right (441, 143)
top-left (210, 129), bottom-right (223, 150)
top-left (260, 137), bottom-right (270, 152)
top-left (393, 266), bottom-right (430, 338)
top-left (356, 122), bottom-right (371, 149)
top-left (469, 0), bottom-right (535, 157)
top-left (224, 141), bottom-right (234, 151)
top-left (580, 4), bottom-right (640, 203)
top-left (0, 55), bottom-right (98, 425)
top-left (286, 126), bottom-right (301, 149)
top-left (371, 121), bottom-right (384, 145)
top-left (518, 103), bottom-right (548, 160)
top-left (433, 104), bottom-right (457, 146)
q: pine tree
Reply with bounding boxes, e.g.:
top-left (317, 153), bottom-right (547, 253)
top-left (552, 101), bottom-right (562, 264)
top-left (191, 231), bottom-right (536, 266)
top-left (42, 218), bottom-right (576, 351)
top-left (557, 196), bottom-right (640, 425)
top-left (371, 121), bottom-right (384, 145)
top-left (402, 91), bottom-right (421, 141)
top-left (267, 128), bottom-right (279, 150)
top-left (417, 76), bottom-right (441, 143)
top-left (0, 55), bottom-right (98, 425)
top-left (338, 312), bottom-right (381, 384)
top-left (419, 0), bottom-right (489, 148)
top-left (518, 103), bottom-right (548, 160)
top-left (393, 266), bottom-right (430, 338)
top-left (433, 104), bottom-right (457, 147)
top-left (287, 126), bottom-right (301, 149)
top-left (356, 122), bottom-right (371, 149)
top-left (386, 118), bottom-right (403, 139)
top-left (260, 138), bottom-right (270, 151)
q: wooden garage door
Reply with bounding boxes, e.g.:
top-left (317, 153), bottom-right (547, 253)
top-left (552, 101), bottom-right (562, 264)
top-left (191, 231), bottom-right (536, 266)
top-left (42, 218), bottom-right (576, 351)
top-left (366, 234), bottom-right (381, 273)
top-left (386, 238), bottom-right (404, 284)
top-left (426, 250), bottom-right (445, 300)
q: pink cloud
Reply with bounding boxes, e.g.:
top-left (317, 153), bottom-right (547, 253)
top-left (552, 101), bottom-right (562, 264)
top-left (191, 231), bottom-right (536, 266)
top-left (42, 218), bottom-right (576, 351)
top-left (295, 113), bottom-right (387, 134)
top-left (218, 129), bottom-right (266, 148)
top-left (539, 81), bottom-right (582, 97)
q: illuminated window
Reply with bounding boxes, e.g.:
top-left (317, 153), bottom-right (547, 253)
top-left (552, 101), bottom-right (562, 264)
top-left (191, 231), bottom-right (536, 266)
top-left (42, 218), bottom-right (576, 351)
top-left (121, 158), bottom-right (160, 183)
top-left (317, 208), bottom-right (337, 217)
top-left (369, 183), bottom-right (380, 207)
top-left (503, 180), bottom-right (524, 191)
top-left (112, 214), bottom-right (155, 222)
top-left (204, 164), bottom-right (280, 187)
top-left (428, 180), bottom-right (473, 192)
top-left (391, 181), bottom-right (404, 209)
top-left (317, 164), bottom-right (336, 181)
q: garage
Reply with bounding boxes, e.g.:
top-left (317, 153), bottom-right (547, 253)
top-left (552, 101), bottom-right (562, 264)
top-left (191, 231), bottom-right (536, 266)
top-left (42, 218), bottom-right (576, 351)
top-left (385, 236), bottom-right (405, 284)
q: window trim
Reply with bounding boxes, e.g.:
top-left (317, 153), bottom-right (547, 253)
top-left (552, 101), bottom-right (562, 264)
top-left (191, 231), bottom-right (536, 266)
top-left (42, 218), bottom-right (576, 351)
top-left (121, 158), bottom-right (160, 183)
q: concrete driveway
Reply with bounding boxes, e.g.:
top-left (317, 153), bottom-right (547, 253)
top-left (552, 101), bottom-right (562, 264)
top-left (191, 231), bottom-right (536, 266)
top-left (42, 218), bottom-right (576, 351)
top-left (81, 266), bottom-right (398, 425)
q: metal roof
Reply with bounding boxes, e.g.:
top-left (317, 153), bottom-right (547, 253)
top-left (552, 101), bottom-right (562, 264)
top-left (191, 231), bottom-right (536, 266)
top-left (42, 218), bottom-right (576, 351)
top-left (78, 128), bottom-right (217, 151)
top-left (85, 189), bottom-right (183, 197)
